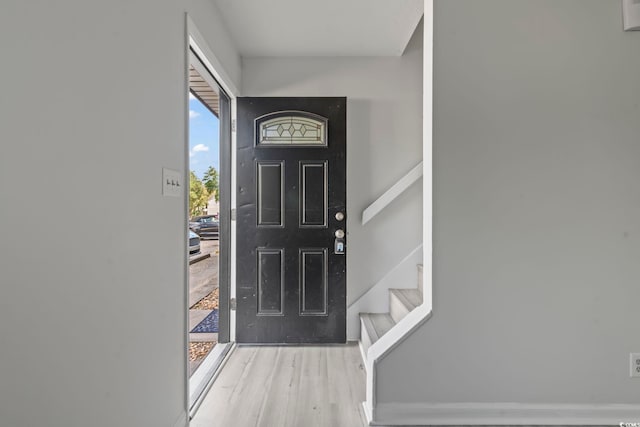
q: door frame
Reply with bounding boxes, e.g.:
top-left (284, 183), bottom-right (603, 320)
top-left (185, 14), bottom-right (238, 417)
top-left (188, 48), bottom-right (232, 344)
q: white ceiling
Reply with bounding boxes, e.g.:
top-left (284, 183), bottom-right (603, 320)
top-left (212, 0), bottom-right (424, 57)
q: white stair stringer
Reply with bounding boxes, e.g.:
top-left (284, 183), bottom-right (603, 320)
top-left (347, 246), bottom-right (422, 340)
top-left (359, 262), bottom-right (430, 425)
top-left (359, 264), bottom-right (423, 358)
top-left (360, 313), bottom-right (395, 356)
top-left (363, 306), bottom-right (432, 424)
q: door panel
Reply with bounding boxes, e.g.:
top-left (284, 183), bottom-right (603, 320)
top-left (299, 161), bottom-right (328, 227)
top-left (299, 248), bottom-right (328, 315)
top-left (237, 97), bottom-right (346, 343)
top-left (257, 248), bottom-right (284, 315)
top-left (257, 162), bottom-right (284, 227)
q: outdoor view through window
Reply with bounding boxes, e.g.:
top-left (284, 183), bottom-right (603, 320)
top-left (188, 90), bottom-right (220, 377)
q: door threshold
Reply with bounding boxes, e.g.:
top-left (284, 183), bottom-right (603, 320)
top-left (189, 342), bottom-right (235, 418)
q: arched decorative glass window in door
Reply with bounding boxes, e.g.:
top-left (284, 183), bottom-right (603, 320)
top-left (255, 111), bottom-right (328, 147)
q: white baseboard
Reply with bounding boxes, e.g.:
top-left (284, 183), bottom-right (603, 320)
top-left (370, 402), bottom-right (640, 426)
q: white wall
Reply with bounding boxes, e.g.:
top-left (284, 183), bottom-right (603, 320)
top-left (241, 23), bottom-right (424, 314)
top-left (378, 0), bottom-right (640, 413)
top-left (0, 1), bottom-right (239, 426)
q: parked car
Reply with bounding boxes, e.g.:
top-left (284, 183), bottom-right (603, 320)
top-left (189, 215), bottom-right (219, 239)
top-left (189, 230), bottom-right (201, 255)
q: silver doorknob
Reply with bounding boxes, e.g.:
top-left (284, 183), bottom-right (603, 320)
top-left (335, 229), bottom-right (345, 238)
top-left (335, 212), bottom-right (345, 221)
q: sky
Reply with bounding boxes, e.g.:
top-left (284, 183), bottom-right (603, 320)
top-left (189, 92), bottom-right (219, 180)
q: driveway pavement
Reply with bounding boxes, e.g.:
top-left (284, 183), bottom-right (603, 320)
top-left (189, 239), bottom-right (219, 375)
top-left (189, 240), bottom-right (219, 307)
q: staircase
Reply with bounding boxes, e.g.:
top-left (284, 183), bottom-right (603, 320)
top-left (359, 264), bottom-right (423, 355)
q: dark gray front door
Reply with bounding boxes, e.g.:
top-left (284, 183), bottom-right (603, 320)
top-left (236, 97), bottom-right (346, 343)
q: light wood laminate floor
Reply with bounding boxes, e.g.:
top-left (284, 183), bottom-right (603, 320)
top-left (191, 343), bottom-right (366, 427)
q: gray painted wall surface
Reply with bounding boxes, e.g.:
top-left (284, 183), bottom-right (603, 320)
top-left (0, 1), bottom-right (239, 426)
top-left (379, 0), bottom-right (640, 404)
top-left (241, 23), bottom-right (424, 306)
top-left (188, 0), bottom-right (242, 90)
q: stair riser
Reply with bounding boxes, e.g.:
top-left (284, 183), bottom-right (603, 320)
top-left (389, 292), bottom-right (411, 323)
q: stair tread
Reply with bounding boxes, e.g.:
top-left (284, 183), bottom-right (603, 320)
top-left (360, 313), bottom-right (396, 344)
top-left (390, 288), bottom-right (422, 310)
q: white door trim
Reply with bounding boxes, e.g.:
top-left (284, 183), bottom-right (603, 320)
top-left (186, 15), bottom-right (239, 345)
top-left (184, 12), bottom-right (239, 418)
top-left (186, 15), bottom-right (239, 97)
